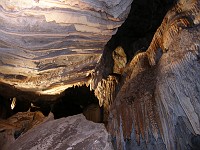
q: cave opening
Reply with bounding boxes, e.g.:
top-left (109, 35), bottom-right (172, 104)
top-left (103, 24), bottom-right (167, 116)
top-left (97, 0), bottom-right (174, 80)
top-left (1, 85), bottom-right (103, 123)
top-left (108, 0), bottom-right (174, 61)
top-left (51, 85), bottom-right (103, 123)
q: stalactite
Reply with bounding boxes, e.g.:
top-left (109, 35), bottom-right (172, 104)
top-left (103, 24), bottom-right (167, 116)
top-left (107, 1), bottom-right (200, 149)
top-left (108, 53), bottom-right (164, 149)
top-left (94, 75), bottom-right (118, 122)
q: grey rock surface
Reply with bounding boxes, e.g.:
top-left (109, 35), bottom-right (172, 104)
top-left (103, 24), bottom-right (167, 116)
top-left (0, 0), bottom-right (132, 96)
top-left (7, 114), bottom-right (113, 150)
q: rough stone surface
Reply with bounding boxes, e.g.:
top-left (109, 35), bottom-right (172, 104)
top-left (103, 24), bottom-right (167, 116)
top-left (0, 0), bottom-right (132, 96)
top-left (112, 46), bottom-right (127, 74)
top-left (0, 0), bottom-right (200, 150)
top-left (7, 114), bottom-right (113, 150)
top-left (95, 0), bottom-right (200, 149)
top-left (0, 111), bottom-right (46, 150)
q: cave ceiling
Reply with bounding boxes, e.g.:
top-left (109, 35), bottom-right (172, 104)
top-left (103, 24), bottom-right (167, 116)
top-left (0, 0), bottom-right (200, 149)
top-left (0, 0), bottom-right (133, 97)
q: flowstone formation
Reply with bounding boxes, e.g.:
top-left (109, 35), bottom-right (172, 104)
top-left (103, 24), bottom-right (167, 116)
top-left (0, 0), bottom-right (200, 150)
top-left (95, 0), bottom-right (200, 149)
top-left (0, 0), bottom-right (133, 97)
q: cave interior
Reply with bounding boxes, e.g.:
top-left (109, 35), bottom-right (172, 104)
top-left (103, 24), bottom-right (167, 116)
top-left (0, 0), bottom-right (172, 121)
top-left (0, 0), bottom-right (200, 149)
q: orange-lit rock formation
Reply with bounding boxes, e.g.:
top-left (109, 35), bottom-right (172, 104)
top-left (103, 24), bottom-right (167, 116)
top-left (0, 0), bottom-right (200, 149)
top-left (105, 0), bottom-right (200, 149)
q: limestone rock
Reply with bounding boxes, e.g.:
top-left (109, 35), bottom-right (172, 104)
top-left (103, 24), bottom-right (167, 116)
top-left (8, 114), bottom-right (113, 150)
top-left (112, 46), bottom-right (127, 74)
top-left (106, 0), bottom-right (200, 149)
top-left (83, 103), bottom-right (102, 123)
top-left (0, 111), bottom-right (45, 149)
top-left (0, 0), bottom-right (133, 96)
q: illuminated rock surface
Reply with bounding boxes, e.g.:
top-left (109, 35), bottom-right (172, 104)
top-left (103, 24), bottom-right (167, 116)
top-left (0, 0), bottom-right (132, 95)
top-left (0, 0), bottom-right (200, 150)
top-left (105, 0), bottom-right (200, 149)
top-left (8, 114), bottom-right (113, 150)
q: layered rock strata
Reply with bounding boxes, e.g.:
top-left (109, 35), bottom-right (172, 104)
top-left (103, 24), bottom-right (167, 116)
top-left (0, 0), bottom-right (132, 96)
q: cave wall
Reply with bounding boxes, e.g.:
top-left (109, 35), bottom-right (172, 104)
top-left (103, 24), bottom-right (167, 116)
top-left (92, 0), bottom-right (172, 84)
top-left (0, 0), bottom-right (199, 150)
top-left (94, 0), bottom-right (200, 149)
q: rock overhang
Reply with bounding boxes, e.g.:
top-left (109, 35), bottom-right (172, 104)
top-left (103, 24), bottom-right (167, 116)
top-left (0, 0), bottom-right (133, 96)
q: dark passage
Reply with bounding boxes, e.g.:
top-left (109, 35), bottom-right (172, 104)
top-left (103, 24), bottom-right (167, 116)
top-left (0, 85), bottom-right (102, 123)
top-left (51, 85), bottom-right (103, 123)
top-left (97, 0), bottom-right (174, 79)
top-left (109, 0), bottom-right (174, 61)
top-left (0, 95), bottom-right (12, 119)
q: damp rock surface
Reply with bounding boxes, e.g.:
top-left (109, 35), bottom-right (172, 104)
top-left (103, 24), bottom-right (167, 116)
top-left (7, 114), bottom-right (113, 150)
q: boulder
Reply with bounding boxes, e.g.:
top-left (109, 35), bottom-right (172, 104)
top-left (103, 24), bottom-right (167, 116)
top-left (0, 111), bottom-right (45, 149)
top-left (8, 114), bottom-right (113, 150)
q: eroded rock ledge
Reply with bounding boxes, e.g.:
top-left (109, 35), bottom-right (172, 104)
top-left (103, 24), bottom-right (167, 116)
top-left (0, 0), bottom-right (132, 96)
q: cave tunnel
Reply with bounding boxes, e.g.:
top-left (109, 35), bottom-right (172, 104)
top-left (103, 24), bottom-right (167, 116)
top-left (0, 0), bottom-right (173, 125)
top-left (0, 0), bottom-right (199, 149)
top-left (51, 85), bottom-right (103, 122)
top-left (0, 85), bottom-right (103, 123)
top-left (0, 95), bottom-right (12, 119)
top-left (0, 0), bottom-right (173, 121)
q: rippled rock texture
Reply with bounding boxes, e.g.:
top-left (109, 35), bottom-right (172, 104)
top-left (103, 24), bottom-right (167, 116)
top-left (8, 114), bottom-right (113, 150)
top-left (0, 0), bottom-right (200, 149)
top-left (0, 0), bottom-right (132, 96)
top-left (94, 0), bottom-right (200, 149)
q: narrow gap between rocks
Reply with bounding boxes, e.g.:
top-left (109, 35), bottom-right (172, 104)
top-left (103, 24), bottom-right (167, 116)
top-left (0, 85), bottom-right (103, 123)
top-left (51, 85), bottom-right (103, 123)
